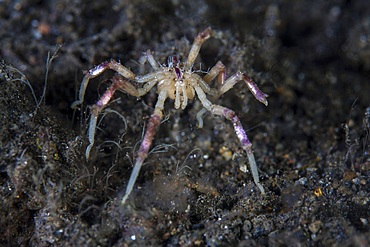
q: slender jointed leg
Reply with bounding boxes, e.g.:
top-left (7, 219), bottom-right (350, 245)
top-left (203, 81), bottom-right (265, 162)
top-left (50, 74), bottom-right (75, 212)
top-left (219, 71), bottom-right (268, 106)
top-left (139, 50), bottom-right (160, 71)
top-left (197, 61), bottom-right (226, 128)
top-left (202, 56), bottom-right (268, 105)
top-left (71, 60), bottom-right (136, 109)
top-left (85, 75), bottom-right (139, 159)
top-left (136, 70), bottom-right (166, 97)
top-left (121, 89), bottom-right (168, 205)
top-left (203, 61), bottom-right (226, 91)
top-left (218, 106), bottom-right (265, 194)
top-left (184, 27), bottom-right (212, 71)
top-left (197, 67), bottom-right (268, 128)
top-left (194, 85), bottom-right (265, 194)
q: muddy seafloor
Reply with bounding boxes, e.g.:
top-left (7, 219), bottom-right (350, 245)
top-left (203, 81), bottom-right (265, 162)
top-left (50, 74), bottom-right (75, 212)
top-left (0, 0), bottom-right (369, 246)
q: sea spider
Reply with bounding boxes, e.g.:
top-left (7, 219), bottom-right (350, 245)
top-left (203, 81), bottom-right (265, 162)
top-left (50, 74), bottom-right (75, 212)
top-left (71, 27), bottom-right (268, 204)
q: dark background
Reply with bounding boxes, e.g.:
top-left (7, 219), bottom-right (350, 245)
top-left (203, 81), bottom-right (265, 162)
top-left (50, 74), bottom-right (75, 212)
top-left (0, 0), bottom-right (369, 246)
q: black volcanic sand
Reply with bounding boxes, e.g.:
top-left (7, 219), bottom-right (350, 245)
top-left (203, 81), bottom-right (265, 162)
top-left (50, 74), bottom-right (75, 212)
top-left (0, 1), bottom-right (369, 246)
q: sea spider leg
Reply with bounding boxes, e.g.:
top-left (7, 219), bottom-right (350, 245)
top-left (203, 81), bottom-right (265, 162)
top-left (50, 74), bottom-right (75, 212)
top-left (197, 61), bottom-right (226, 128)
top-left (203, 61), bottom-right (268, 105)
top-left (121, 89), bottom-right (168, 205)
top-left (184, 27), bottom-right (212, 71)
top-left (197, 66), bottom-right (268, 128)
top-left (219, 71), bottom-right (268, 106)
top-left (86, 74), bottom-right (139, 159)
top-left (71, 59), bottom-right (136, 109)
top-left (194, 85), bottom-right (265, 194)
top-left (203, 61), bottom-right (226, 90)
top-left (139, 50), bottom-right (160, 71)
top-left (136, 70), bottom-right (166, 97)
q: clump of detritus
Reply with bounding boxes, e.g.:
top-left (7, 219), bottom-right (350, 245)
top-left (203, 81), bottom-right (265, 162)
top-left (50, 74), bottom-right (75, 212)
top-left (0, 56), bottom-right (85, 246)
top-left (0, 58), bottom-right (38, 106)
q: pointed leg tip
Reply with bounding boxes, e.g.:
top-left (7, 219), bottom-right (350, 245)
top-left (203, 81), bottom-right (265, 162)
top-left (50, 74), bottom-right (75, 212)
top-left (71, 101), bottom-right (81, 109)
top-left (257, 183), bottom-right (266, 195)
top-left (200, 27), bottom-right (212, 39)
top-left (121, 199), bottom-right (126, 206)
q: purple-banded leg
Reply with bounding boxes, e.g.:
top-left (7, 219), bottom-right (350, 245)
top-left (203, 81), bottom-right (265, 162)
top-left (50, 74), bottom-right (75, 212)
top-left (86, 75), bottom-right (139, 159)
top-left (194, 85), bottom-right (266, 194)
top-left (198, 65), bottom-right (268, 128)
top-left (219, 71), bottom-right (268, 106)
top-left (184, 27), bottom-right (212, 71)
top-left (121, 89), bottom-right (168, 205)
top-left (221, 107), bottom-right (265, 194)
top-left (71, 60), bottom-right (136, 109)
top-left (202, 63), bottom-right (268, 106)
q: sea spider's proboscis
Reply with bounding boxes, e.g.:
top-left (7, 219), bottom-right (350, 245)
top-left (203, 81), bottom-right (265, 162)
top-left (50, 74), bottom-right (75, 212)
top-left (71, 27), bottom-right (268, 205)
